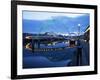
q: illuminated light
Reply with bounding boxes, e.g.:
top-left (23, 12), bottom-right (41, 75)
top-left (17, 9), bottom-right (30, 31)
top-left (65, 41), bottom-right (69, 44)
top-left (48, 43), bottom-right (52, 46)
top-left (52, 42), bottom-right (56, 45)
top-left (25, 36), bottom-right (32, 39)
top-left (78, 23), bottom-right (81, 26)
top-left (25, 43), bottom-right (32, 50)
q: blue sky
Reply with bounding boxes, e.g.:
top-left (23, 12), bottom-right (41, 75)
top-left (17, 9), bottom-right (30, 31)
top-left (23, 11), bottom-right (90, 36)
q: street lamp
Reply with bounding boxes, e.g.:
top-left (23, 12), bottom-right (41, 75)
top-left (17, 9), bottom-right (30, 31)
top-left (77, 23), bottom-right (81, 45)
top-left (78, 23), bottom-right (81, 37)
top-left (76, 23), bottom-right (82, 66)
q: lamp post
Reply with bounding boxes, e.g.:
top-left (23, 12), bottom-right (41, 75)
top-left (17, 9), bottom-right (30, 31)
top-left (78, 24), bottom-right (80, 39)
top-left (77, 24), bottom-right (81, 46)
top-left (76, 23), bottom-right (82, 66)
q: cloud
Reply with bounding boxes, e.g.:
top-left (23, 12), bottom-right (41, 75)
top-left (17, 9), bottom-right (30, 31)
top-left (23, 11), bottom-right (88, 20)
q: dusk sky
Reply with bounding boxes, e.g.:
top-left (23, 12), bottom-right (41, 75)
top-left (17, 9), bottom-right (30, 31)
top-left (22, 11), bottom-right (90, 36)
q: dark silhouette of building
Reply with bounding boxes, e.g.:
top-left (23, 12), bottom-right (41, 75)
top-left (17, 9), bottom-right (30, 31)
top-left (84, 26), bottom-right (90, 42)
